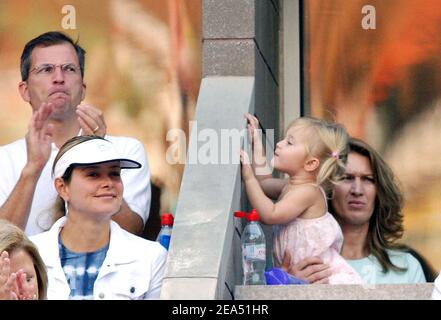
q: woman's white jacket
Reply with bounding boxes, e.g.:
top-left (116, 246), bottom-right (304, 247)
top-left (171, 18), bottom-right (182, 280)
top-left (30, 217), bottom-right (167, 300)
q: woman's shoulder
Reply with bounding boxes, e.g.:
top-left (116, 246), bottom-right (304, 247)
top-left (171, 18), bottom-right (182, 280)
top-left (386, 249), bottom-right (427, 282)
top-left (347, 251), bottom-right (426, 284)
top-left (386, 249), bottom-right (418, 266)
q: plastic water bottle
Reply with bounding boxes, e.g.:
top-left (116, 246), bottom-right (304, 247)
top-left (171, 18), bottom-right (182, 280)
top-left (157, 213), bottom-right (174, 250)
top-left (241, 209), bottom-right (266, 285)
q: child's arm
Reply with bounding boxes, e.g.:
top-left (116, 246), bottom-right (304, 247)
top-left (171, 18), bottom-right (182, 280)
top-left (240, 160), bottom-right (318, 225)
top-left (250, 184), bottom-right (318, 224)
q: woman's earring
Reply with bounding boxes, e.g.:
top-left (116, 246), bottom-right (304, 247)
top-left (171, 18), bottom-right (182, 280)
top-left (64, 200), bottom-right (69, 216)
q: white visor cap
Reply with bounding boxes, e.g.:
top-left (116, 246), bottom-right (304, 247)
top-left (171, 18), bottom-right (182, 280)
top-left (53, 138), bottom-right (141, 179)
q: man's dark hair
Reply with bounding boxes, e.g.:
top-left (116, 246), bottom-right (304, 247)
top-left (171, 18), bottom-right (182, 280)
top-left (20, 31), bottom-right (86, 81)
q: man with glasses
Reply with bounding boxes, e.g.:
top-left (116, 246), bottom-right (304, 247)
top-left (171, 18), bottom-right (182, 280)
top-left (0, 31), bottom-right (151, 236)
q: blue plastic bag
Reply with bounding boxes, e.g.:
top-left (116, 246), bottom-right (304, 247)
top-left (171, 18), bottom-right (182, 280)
top-left (264, 268), bottom-right (309, 285)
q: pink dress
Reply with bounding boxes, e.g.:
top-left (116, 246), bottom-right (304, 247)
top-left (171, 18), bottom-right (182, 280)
top-left (273, 211), bottom-right (363, 284)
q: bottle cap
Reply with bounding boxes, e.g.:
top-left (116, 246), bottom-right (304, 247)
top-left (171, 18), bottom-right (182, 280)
top-left (161, 213), bottom-right (174, 226)
top-left (246, 209), bottom-right (259, 221)
top-left (233, 211), bottom-right (245, 218)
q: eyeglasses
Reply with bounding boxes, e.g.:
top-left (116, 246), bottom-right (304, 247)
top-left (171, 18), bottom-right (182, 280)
top-left (29, 63), bottom-right (80, 76)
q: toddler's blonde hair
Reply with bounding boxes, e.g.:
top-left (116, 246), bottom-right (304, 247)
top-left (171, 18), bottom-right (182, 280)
top-left (287, 117), bottom-right (349, 193)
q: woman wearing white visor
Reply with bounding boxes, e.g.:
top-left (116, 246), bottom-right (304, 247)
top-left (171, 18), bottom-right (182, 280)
top-left (30, 136), bottom-right (167, 300)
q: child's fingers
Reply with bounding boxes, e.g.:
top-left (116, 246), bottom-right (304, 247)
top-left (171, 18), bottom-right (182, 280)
top-left (244, 113), bottom-right (259, 128)
top-left (244, 114), bottom-right (262, 149)
top-left (244, 114), bottom-right (260, 138)
top-left (240, 150), bottom-right (251, 165)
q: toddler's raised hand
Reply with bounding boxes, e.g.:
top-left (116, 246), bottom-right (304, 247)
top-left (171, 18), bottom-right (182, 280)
top-left (244, 113), bottom-right (272, 177)
top-left (244, 113), bottom-right (261, 146)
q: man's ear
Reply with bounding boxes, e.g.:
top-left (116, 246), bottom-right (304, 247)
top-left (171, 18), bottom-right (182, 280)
top-left (18, 81), bottom-right (30, 103)
top-left (304, 157), bottom-right (320, 172)
top-left (54, 178), bottom-right (69, 202)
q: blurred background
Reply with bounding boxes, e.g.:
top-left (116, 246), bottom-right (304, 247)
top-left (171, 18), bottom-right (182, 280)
top-left (0, 0), bottom-right (201, 217)
top-left (303, 0), bottom-right (441, 270)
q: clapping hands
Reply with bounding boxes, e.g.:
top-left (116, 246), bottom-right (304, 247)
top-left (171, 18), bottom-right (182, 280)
top-left (76, 104), bottom-right (107, 137)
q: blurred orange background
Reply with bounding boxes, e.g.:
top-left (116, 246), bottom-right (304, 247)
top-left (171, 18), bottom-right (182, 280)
top-left (304, 0), bottom-right (441, 271)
